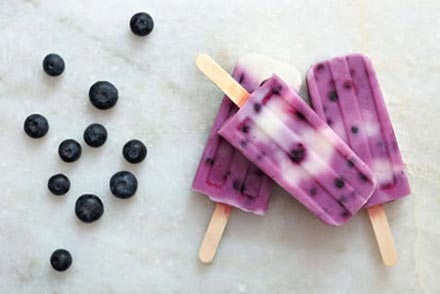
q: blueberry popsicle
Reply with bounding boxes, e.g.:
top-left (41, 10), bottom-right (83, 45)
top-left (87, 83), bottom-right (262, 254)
top-left (193, 53), bottom-right (301, 214)
top-left (307, 53), bottom-right (410, 265)
top-left (194, 54), bottom-right (302, 263)
top-left (217, 74), bottom-right (376, 226)
top-left (307, 54), bottom-right (410, 206)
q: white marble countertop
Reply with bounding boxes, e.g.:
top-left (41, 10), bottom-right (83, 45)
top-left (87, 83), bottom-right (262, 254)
top-left (0, 0), bottom-right (439, 293)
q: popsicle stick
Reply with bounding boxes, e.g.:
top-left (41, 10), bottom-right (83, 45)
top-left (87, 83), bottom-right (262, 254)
top-left (195, 54), bottom-right (250, 107)
top-left (367, 205), bottom-right (397, 266)
top-left (199, 203), bottom-right (232, 263)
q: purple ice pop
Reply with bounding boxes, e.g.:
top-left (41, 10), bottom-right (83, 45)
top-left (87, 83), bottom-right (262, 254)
top-left (192, 54), bottom-right (301, 214)
top-left (218, 75), bottom-right (376, 225)
top-left (307, 54), bottom-right (411, 207)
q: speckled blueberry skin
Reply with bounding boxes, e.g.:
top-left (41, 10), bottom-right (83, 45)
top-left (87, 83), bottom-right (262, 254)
top-left (218, 74), bottom-right (376, 226)
top-left (75, 194), bottom-right (104, 223)
top-left (23, 113), bottom-right (49, 138)
top-left (307, 54), bottom-right (411, 207)
top-left (50, 249), bottom-right (72, 271)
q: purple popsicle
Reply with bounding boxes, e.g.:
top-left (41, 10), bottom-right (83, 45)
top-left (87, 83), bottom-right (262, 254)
top-left (218, 75), bottom-right (376, 225)
top-left (192, 54), bottom-right (302, 214)
top-left (307, 54), bottom-right (410, 207)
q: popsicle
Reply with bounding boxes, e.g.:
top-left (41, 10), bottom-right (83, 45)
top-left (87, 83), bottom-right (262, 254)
top-left (196, 54), bottom-right (376, 226)
top-left (193, 53), bottom-right (302, 263)
top-left (193, 53), bottom-right (302, 214)
top-left (307, 53), bottom-right (411, 265)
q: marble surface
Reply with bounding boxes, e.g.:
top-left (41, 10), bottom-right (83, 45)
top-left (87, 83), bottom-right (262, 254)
top-left (0, 0), bottom-right (439, 293)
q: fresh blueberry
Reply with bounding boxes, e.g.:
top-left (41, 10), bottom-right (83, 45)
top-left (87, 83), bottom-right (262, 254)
top-left (130, 12), bottom-right (154, 36)
top-left (58, 139), bottom-right (82, 162)
top-left (123, 139), bottom-right (147, 163)
top-left (110, 171), bottom-right (138, 199)
top-left (24, 114), bottom-right (49, 138)
top-left (43, 54), bottom-right (65, 77)
top-left (89, 81), bottom-right (119, 110)
top-left (48, 174), bottom-right (70, 196)
top-left (75, 194), bottom-right (104, 223)
top-left (83, 123), bottom-right (107, 148)
top-left (50, 249), bottom-right (72, 271)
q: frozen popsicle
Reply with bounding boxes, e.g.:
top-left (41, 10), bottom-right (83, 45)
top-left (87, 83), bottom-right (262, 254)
top-left (193, 53), bottom-right (302, 263)
top-left (195, 54), bottom-right (376, 226)
top-left (193, 53), bottom-right (302, 214)
top-left (307, 53), bottom-right (410, 265)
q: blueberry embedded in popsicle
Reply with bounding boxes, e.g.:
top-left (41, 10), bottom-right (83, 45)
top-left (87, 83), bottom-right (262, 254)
top-left (343, 80), bottom-right (352, 89)
top-left (347, 159), bottom-right (355, 167)
top-left (253, 103), bottom-right (262, 113)
top-left (289, 144), bottom-right (306, 164)
top-left (358, 173), bottom-right (369, 182)
top-left (310, 187), bottom-right (318, 196)
top-left (328, 91), bottom-right (338, 101)
top-left (326, 118), bottom-right (333, 126)
top-left (238, 74), bottom-right (245, 83)
top-left (272, 85), bottom-right (282, 95)
top-left (205, 157), bottom-right (215, 166)
top-left (351, 126), bottom-right (359, 134)
top-left (334, 177), bottom-right (345, 189)
top-left (316, 63), bottom-right (325, 71)
top-left (241, 125), bottom-right (250, 133)
top-left (295, 111), bottom-right (305, 121)
top-left (232, 180), bottom-right (241, 191)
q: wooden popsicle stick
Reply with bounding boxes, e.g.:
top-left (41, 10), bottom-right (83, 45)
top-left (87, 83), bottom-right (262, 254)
top-left (195, 54), bottom-right (250, 107)
top-left (199, 203), bottom-right (232, 263)
top-left (367, 205), bottom-right (397, 266)
top-left (196, 54), bottom-right (251, 263)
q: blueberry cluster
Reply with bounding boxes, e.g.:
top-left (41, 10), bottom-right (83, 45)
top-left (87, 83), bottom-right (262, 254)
top-left (25, 12), bottom-right (154, 272)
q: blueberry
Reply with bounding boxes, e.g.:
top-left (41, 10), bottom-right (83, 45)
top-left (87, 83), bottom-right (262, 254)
top-left (130, 12), bottom-right (154, 36)
top-left (253, 103), bottom-right (262, 113)
top-left (347, 159), bottom-right (355, 167)
top-left (50, 249), bottom-right (72, 271)
top-left (241, 125), bottom-right (249, 133)
top-left (328, 91), bottom-right (338, 101)
top-left (289, 144), bottom-right (306, 164)
top-left (351, 126), bottom-right (359, 134)
top-left (238, 74), bottom-right (245, 84)
top-left (343, 80), bottom-right (352, 89)
top-left (110, 171), bottom-right (138, 199)
top-left (326, 118), bottom-right (333, 126)
top-left (83, 123), bottom-right (107, 147)
top-left (75, 194), bottom-right (104, 223)
top-left (334, 178), bottom-right (345, 189)
top-left (43, 54), bottom-right (65, 77)
top-left (58, 139), bottom-right (82, 162)
top-left (272, 85), bottom-right (282, 94)
top-left (233, 180), bottom-right (241, 191)
top-left (89, 81), bottom-right (119, 110)
top-left (295, 111), bottom-right (305, 121)
top-left (123, 139), bottom-right (147, 163)
top-left (24, 114), bottom-right (49, 139)
top-left (48, 174), bottom-right (70, 196)
top-left (205, 158), bottom-right (214, 166)
top-left (310, 187), bottom-right (318, 196)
